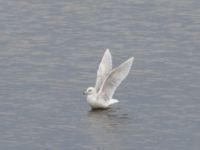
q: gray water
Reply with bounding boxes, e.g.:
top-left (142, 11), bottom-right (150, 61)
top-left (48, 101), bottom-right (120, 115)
top-left (0, 0), bottom-right (200, 150)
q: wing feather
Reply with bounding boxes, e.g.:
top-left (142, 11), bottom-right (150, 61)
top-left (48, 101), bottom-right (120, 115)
top-left (95, 49), bottom-right (112, 92)
top-left (98, 57), bottom-right (134, 101)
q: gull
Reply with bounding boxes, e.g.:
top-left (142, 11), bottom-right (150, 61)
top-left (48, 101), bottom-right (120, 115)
top-left (83, 49), bottom-right (134, 109)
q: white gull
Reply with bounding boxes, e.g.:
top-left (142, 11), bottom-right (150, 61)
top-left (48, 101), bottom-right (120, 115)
top-left (83, 49), bottom-right (134, 109)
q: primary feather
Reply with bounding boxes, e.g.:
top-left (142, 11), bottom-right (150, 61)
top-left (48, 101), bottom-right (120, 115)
top-left (95, 49), bottom-right (112, 92)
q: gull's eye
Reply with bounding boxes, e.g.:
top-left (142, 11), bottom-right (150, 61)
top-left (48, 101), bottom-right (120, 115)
top-left (88, 89), bottom-right (92, 92)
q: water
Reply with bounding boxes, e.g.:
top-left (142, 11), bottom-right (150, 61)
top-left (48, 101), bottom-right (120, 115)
top-left (0, 0), bottom-right (200, 150)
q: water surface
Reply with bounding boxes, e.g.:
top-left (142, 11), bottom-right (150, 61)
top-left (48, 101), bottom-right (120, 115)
top-left (0, 0), bottom-right (200, 150)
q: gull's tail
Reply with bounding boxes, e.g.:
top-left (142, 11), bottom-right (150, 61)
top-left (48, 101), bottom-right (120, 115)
top-left (107, 99), bottom-right (119, 106)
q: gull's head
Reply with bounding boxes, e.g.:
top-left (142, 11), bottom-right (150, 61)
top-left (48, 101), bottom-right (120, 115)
top-left (83, 87), bottom-right (96, 95)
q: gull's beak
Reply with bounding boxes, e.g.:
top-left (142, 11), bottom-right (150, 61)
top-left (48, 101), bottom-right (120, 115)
top-left (83, 91), bottom-right (87, 95)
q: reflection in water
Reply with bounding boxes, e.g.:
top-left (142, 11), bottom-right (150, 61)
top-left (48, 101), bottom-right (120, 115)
top-left (88, 108), bottom-right (130, 129)
top-left (87, 108), bottom-right (131, 150)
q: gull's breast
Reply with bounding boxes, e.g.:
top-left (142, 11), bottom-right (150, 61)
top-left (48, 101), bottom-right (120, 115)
top-left (87, 96), bottom-right (108, 109)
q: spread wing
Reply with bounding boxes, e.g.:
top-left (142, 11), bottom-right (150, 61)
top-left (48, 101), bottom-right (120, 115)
top-left (97, 57), bottom-right (134, 101)
top-left (95, 49), bottom-right (112, 92)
